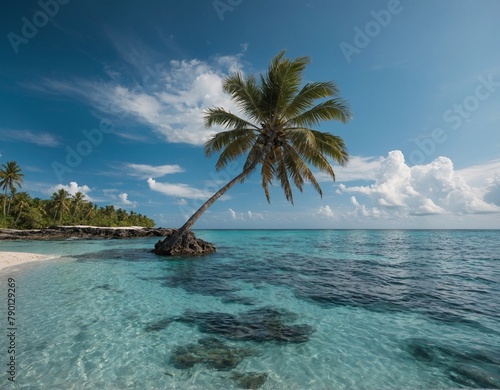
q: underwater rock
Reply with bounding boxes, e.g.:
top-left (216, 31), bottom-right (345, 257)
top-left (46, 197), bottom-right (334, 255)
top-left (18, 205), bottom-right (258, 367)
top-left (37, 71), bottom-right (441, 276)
top-left (231, 371), bottom-right (268, 389)
top-left (221, 295), bottom-right (258, 306)
top-left (179, 307), bottom-right (313, 343)
top-left (449, 363), bottom-right (500, 389)
top-left (405, 338), bottom-right (440, 363)
top-left (144, 318), bottom-right (176, 332)
top-left (171, 337), bottom-right (256, 371)
top-left (403, 338), bottom-right (500, 388)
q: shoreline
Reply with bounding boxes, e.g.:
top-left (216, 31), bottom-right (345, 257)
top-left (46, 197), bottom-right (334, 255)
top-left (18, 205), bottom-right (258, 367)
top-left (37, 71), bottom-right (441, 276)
top-left (0, 252), bottom-right (61, 272)
top-left (0, 226), bottom-right (173, 241)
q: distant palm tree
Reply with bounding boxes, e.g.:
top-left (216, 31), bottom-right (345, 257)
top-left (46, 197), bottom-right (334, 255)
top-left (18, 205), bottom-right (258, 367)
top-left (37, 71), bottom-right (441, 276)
top-left (51, 189), bottom-right (70, 224)
top-left (12, 192), bottom-right (31, 224)
top-left (0, 161), bottom-right (24, 216)
top-left (71, 192), bottom-right (88, 219)
top-left (83, 203), bottom-right (97, 221)
top-left (157, 51), bottom-right (351, 252)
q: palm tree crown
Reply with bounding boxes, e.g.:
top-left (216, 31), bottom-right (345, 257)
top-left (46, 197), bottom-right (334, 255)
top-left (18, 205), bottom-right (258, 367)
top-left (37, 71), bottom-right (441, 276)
top-left (155, 51), bottom-right (351, 254)
top-left (204, 50), bottom-right (350, 204)
top-left (0, 161), bottom-right (24, 216)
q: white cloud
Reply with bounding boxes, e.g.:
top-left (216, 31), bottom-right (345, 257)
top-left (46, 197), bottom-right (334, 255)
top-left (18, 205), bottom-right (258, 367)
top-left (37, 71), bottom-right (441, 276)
top-left (50, 182), bottom-right (91, 197)
top-left (457, 159), bottom-right (500, 187)
top-left (484, 175), bottom-right (500, 206)
top-left (177, 198), bottom-right (187, 206)
top-left (227, 208), bottom-right (263, 221)
top-left (247, 210), bottom-right (264, 220)
top-left (125, 163), bottom-right (184, 179)
top-left (0, 129), bottom-right (60, 147)
top-left (349, 196), bottom-right (388, 218)
top-left (229, 208), bottom-right (238, 220)
top-left (315, 205), bottom-right (335, 219)
top-left (36, 55), bottom-right (246, 145)
top-left (338, 151), bottom-right (500, 218)
top-left (147, 177), bottom-right (213, 199)
top-left (118, 192), bottom-right (137, 207)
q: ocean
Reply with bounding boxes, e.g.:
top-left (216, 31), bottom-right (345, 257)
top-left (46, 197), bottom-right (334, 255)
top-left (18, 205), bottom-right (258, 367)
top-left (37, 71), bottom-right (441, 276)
top-left (0, 230), bottom-right (499, 389)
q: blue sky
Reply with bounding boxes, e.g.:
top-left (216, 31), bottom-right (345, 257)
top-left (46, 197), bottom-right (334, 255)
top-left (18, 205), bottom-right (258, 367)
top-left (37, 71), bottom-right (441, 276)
top-left (1, 0), bottom-right (500, 228)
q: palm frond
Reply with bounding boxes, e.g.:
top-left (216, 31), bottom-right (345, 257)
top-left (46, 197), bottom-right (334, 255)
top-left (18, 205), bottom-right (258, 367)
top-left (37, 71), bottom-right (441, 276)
top-left (223, 73), bottom-right (264, 123)
top-left (286, 98), bottom-right (351, 128)
top-left (274, 146), bottom-right (294, 204)
top-left (213, 131), bottom-right (256, 170)
top-left (205, 128), bottom-right (256, 157)
top-left (204, 107), bottom-right (258, 130)
top-left (283, 81), bottom-right (339, 119)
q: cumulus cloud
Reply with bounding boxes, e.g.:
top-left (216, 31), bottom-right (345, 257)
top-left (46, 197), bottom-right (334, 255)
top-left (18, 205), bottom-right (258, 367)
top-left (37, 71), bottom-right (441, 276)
top-left (315, 205), bottom-right (335, 219)
top-left (118, 192), bottom-right (137, 207)
top-left (228, 208), bottom-right (263, 221)
top-left (125, 163), bottom-right (184, 179)
top-left (350, 196), bottom-right (388, 218)
top-left (147, 177), bottom-right (213, 199)
top-left (247, 210), bottom-right (264, 220)
top-left (338, 150), bottom-right (500, 218)
top-left (228, 208), bottom-right (238, 220)
top-left (50, 182), bottom-right (91, 197)
top-left (35, 55), bottom-right (245, 145)
top-left (484, 175), bottom-right (500, 206)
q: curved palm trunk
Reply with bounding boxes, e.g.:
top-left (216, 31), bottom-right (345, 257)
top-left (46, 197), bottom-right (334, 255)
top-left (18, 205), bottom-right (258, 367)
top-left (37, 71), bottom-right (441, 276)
top-left (155, 133), bottom-right (275, 255)
top-left (15, 206), bottom-right (23, 224)
top-left (2, 189), bottom-right (6, 216)
top-left (159, 164), bottom-right (256, 249)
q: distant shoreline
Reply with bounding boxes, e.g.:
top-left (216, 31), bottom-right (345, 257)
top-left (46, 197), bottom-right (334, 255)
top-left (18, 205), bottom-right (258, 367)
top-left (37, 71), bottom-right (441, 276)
top-left (0, 226), bottom-right (173, 241)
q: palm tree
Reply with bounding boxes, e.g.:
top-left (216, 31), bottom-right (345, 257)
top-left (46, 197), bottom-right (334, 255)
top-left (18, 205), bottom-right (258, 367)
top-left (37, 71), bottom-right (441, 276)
top-left (0, 161), bottom-right (24, 216)
top-left (12, 192), bottom-right (32, 224)
top-left (83, 203), bottom-right (97, 222)
top-left (51, 189), bottom-right (70, 224)
top-left (156, 51), bottom-right (351, 253)
top-left (71, 192), bottom-right (88, 220)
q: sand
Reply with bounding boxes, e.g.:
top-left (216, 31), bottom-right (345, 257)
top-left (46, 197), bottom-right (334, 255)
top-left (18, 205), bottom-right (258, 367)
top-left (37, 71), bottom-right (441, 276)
top-left (0, 252), bottom-right (60, 272)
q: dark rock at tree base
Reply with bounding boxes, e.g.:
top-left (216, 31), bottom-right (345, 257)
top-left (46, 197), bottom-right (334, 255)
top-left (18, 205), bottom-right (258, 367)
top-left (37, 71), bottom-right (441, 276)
top-left (231, 372), bottom-right (268, 389)
top-left (153, 229), bottom-right (216, 256)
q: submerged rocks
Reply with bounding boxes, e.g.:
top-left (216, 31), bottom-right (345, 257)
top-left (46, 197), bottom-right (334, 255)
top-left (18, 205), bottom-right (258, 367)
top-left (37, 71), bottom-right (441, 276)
top-left (153, 230), bottom-right (216, 256)
top-left (403, 338), bottom-right (500, 388)
top-left (143, 307), bottom-right (313, 344)
top-left (171, 337), bottom-right (256, 371)
top-left (179, 306), bottom-right (313, 343)
top-left (231, 371), bottom-right (268, 389)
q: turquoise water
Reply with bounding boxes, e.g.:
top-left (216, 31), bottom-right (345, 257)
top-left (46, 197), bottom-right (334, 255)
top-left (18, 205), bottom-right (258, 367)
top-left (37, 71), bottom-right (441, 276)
top-left (0, 230), bottom-right (499, 389)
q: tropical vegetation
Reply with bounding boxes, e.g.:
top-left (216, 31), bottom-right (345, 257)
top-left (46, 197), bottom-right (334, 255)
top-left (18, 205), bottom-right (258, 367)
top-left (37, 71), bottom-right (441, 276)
top-left (0, 162), bottom-right (154, 229)
top-left (158, 50), bottom-right (351, 251)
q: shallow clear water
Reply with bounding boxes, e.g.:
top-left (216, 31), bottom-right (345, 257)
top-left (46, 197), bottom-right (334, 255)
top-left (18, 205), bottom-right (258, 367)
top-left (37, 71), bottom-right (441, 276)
top-left (1, 230), bottom-right (499, 389)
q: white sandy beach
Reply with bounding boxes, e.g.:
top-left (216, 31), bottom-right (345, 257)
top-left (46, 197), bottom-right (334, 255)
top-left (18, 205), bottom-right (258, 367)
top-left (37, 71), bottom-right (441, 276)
top-left (0, 252), bottom-right (59, 272)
